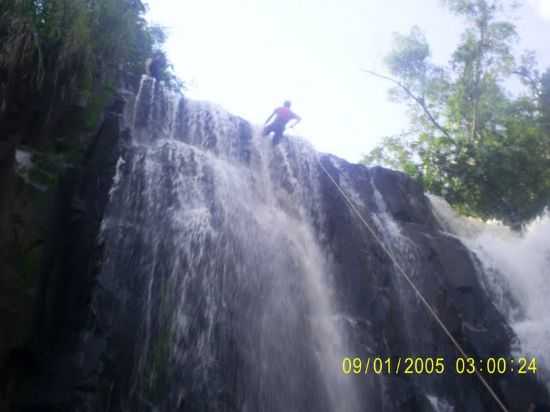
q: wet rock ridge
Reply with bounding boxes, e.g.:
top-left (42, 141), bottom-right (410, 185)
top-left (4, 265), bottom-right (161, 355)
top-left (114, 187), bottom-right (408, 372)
top-left (0, 96), bottom-right (124, 412)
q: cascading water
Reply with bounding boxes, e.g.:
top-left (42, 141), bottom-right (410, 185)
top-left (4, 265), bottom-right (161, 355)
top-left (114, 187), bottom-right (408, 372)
top-left (97, 77), bottom-right (359, 411)
top-left (429, 195), bottom-right (550, 389)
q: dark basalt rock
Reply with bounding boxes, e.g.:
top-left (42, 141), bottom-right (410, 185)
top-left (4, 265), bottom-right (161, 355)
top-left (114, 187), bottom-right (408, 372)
top-left (370, 165), bottom-right (438, 227)
top-left (10, 102), bottom-right (123, 412)
top-left (317, 156), bottom-right (548, 411)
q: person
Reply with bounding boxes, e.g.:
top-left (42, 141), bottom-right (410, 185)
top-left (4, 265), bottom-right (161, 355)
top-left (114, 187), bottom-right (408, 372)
top-left (146, 51), bottom-right (167, 81)
top-left (263, 100), bottom-right (301, 145)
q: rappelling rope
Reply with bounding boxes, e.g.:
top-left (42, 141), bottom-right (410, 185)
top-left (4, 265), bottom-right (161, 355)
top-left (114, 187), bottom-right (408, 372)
top-left (316, 156), bottom-right (509, 412)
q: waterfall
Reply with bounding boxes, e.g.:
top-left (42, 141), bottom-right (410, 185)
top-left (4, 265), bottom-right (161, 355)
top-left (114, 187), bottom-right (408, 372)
top-left (97, 77), bottom-right (359, 411)
top-left (429, 195), bottom-right (550, 388)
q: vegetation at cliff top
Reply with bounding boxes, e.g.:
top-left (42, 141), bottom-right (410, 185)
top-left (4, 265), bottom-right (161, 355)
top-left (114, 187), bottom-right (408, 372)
top-left (362, 0), bottom-right (550, 228)
top-left (0, 0), bottom-right (179, 149)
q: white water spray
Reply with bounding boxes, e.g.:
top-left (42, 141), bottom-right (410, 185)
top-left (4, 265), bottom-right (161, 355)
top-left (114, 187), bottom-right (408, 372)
top-left (429, 195), bottom-right (550, 386)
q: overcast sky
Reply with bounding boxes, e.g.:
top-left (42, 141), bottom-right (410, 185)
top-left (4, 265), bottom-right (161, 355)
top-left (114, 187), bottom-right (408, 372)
top-left (147, 0), bottom-right (550, 163)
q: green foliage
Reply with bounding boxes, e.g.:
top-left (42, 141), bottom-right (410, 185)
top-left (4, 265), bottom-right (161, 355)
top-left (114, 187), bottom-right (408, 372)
top-left (363, 0), bottom-right (550, 227)
top-left (386, 27), bottom-right (431, 87)
top-left (362, 133), bottom-right (422, 179)
top-left (541, 69), bottom-right (550, 133)
top-left (0, 0), bottom-right (179, 143)
top-left (83, 84), bottom-right (116, 131)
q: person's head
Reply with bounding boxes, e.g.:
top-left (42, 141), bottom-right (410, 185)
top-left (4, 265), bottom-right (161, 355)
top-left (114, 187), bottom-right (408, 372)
top-left (283, 100), bottom-right (291, 108)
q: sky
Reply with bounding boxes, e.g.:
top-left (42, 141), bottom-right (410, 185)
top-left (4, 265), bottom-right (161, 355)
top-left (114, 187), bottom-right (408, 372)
top-left (147, 0), bottom-right (550, 163)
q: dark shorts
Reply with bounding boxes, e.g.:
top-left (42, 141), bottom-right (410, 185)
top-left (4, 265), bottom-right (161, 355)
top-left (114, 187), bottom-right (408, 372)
top-left (263, 121), bottom-right (285, 143)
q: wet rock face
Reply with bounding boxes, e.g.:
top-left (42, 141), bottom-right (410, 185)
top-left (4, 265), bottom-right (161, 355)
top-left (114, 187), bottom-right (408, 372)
top-left (22, 79), bottom-right (549, 412)
top-left (317, 158), bottom-right (549, 411)
top-left (10, 103), bottom-right (122, 411)
top-left (370, 166), bottom-right (438, 227)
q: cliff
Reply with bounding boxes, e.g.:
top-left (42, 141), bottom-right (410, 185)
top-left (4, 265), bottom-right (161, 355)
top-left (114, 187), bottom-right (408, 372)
top-left (2, 78), bottom-right (548, 412)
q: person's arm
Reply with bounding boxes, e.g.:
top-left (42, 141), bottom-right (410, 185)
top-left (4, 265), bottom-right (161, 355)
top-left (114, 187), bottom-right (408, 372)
top-left (288, 113), bottom-right (302, 128)
top-left (265, 110), bottom-right (276, 125)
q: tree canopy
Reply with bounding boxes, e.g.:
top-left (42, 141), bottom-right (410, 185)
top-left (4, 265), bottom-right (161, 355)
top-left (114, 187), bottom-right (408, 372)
top-left (363, 0), bottom-right (550, 228)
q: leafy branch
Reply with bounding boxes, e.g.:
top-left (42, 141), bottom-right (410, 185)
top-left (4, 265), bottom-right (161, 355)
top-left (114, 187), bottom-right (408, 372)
top-left (362, 69), bottom-right (453, 141)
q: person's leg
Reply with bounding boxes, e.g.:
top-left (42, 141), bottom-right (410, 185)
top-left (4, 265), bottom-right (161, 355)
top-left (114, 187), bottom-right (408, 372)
top-left (262, 124), bottom-right (273, 137)
top-left (272, 125), bottom-right (284, 145)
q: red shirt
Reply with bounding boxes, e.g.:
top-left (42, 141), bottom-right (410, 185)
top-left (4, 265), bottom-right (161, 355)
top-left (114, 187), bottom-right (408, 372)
top-left (274, 107), bottom-right (296, 126)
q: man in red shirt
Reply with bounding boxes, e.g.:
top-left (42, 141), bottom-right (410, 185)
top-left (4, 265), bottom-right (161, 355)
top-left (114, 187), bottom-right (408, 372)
top-left (263, 100), bottom-right (301, 145)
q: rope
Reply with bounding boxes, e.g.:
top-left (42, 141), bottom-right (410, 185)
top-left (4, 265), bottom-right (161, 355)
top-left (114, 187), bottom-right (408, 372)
top-left (316, 156), bottom-right (509, 412)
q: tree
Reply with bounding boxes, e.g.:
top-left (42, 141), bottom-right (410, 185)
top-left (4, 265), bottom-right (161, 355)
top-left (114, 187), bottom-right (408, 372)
top-left (541, 69), bottom-right (550, 133)
top-left (363, 0), bottom-right (550, 227)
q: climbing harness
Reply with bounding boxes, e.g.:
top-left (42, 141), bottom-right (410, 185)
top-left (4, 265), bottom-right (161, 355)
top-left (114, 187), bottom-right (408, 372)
top-left (316, 156), bottom-right (509, 412)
